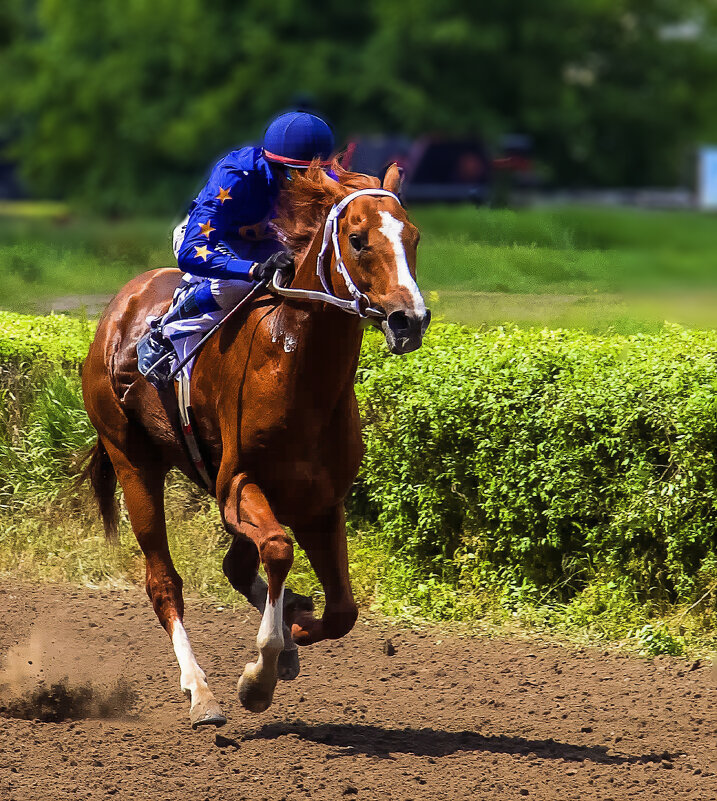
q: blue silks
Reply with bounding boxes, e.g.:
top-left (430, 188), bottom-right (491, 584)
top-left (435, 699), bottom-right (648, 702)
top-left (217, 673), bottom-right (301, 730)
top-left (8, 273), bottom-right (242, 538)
top-left (177, 146), bottom-right (284, 281)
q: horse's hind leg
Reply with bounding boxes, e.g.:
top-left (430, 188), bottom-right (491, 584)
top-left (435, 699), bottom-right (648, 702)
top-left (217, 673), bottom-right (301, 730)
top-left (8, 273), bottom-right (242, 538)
top-left (219, 474), bottom-right (293, 712)
top-left (222, 534), bottom-right (312, 681)
top-left (102, 438), bottom-right (226, 729)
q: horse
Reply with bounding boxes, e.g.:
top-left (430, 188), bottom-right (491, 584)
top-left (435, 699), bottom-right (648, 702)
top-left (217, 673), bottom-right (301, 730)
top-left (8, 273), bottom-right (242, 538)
top-left (81, 162), bottom-right (430, 728)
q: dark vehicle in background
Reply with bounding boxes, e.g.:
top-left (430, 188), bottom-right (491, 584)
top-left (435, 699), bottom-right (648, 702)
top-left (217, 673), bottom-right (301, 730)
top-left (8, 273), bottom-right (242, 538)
top-left (344, 134), bottom-right (537, 205)
top-left (0, 139), bottom-right (24, 200)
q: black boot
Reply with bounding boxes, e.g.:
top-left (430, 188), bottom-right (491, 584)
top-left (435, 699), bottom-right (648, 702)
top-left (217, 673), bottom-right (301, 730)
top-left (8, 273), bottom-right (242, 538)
top-left (137, 326), bottom-right (173, 386)
top-left (137, 284), bottom-right (207, 386)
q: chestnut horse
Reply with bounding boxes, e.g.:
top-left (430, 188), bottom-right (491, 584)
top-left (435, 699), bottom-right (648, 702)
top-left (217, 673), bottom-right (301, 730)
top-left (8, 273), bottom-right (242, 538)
top-left (81, 163), bottom-right (429, 727)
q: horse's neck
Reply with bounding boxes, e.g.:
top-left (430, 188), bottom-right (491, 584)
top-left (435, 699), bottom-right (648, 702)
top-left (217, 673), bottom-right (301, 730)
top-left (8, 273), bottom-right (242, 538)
top-left (274, 212), bottom-right (363, 382)
top-left (290, 214), bottom-right (335, 295)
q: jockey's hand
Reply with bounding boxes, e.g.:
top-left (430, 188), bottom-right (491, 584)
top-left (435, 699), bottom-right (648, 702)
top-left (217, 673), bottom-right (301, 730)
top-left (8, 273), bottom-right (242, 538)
top-left (252, 251), bottom-right (295, 284)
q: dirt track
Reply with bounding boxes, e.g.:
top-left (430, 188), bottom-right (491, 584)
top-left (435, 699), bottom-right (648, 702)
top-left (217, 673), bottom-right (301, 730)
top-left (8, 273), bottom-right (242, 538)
top-left (0, 582), bottom-right (714, 801)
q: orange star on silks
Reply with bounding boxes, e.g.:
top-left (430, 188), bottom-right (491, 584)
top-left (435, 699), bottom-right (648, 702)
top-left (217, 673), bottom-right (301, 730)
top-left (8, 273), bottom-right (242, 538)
top-left (216, 187), bottom-right (232, 204)
top-left (194, 245), bottom-right (212, 262)
top-left (198, 220), bottom-right (215, 237)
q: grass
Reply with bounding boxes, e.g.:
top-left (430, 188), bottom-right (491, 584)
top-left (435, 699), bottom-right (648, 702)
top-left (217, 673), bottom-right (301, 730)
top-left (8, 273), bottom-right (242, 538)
top-left (0, 476), bottom-right (386, 616)
top-left (0, 212), bottom-right (170, 314)
top-left (3, 202), bottom-right (717, 331)
top-left (409, 205), bottom-right (717, 331)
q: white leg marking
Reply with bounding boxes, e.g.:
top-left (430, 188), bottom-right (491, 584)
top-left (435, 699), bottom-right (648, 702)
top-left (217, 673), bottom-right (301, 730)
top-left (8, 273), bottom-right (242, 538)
top-left (257, 586), bottom-right (285, 654)
top-left (238, 586), bottom-right (287, 711)
top-left (171, 620), bottom-right (210, 699)
top-left (246, 577), bottom-right (296, 653)
top-left (378, 210), bottom-right (427, 316)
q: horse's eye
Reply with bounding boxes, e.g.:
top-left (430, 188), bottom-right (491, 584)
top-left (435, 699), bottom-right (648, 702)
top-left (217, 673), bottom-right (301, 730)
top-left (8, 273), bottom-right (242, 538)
top-left (349, 234), bottom-right (362, 251)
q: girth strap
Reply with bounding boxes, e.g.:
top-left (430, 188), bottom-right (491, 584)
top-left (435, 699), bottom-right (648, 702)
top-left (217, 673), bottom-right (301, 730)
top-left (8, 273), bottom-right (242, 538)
top-left (177, 371), bottom-right (214, 492)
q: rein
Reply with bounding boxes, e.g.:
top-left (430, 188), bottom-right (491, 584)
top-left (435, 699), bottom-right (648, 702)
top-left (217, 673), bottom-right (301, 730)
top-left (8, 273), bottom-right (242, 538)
top-left (269, 188), bottom-right (400, 320)
top-left (164, 279), bottom-right (269, 383)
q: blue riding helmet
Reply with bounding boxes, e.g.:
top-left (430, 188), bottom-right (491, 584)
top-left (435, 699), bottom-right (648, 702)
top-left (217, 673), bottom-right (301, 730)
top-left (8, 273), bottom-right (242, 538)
top-left (262, 111), bottom-right (334, 168)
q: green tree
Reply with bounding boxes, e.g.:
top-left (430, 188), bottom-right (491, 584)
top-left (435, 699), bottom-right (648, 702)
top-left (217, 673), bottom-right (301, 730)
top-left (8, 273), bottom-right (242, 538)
top-left (1, 0), bottom-right (716, 211)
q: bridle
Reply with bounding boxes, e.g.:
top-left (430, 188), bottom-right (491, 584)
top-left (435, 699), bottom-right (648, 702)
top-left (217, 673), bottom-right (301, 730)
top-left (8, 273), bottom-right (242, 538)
top-left (269, 188), bottom-right (401, 320)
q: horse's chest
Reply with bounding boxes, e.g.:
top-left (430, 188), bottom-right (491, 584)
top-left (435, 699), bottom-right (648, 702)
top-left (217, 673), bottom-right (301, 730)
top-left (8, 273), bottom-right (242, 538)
top-left (244, 409), bottom-right (356, 466)
top-left (241, 406), bottom-right (362, 513)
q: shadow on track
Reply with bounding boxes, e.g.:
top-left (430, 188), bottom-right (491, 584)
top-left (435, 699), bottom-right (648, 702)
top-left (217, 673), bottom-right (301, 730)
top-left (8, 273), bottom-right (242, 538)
top-left (232, 722), bottom-right (678, 765)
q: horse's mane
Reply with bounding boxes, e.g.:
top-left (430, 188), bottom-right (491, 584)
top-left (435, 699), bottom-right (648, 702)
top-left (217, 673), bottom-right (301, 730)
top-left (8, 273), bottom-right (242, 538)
top-left (273, 159), bottom-right (381, 257)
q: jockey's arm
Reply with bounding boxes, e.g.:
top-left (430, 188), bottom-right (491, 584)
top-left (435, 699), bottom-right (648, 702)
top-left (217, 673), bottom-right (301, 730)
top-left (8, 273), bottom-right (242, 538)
top-left (177, 168), bottom-right (281, 282)
top-left (177, 213), bottom-right (258, 282)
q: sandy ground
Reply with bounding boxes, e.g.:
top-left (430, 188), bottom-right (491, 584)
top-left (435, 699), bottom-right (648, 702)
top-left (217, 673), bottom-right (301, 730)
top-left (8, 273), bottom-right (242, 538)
top-left (0, 581), bottom-right (714, 801)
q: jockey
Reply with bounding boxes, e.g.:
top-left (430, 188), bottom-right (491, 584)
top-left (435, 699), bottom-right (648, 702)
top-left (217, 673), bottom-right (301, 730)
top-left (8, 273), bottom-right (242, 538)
top-left (137, 110), bottom-right (335, 383)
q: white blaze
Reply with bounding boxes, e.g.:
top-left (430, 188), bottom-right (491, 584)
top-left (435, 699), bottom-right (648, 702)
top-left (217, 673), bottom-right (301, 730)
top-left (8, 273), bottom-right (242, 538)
top-left (378, 210), bottom-right (426, 316)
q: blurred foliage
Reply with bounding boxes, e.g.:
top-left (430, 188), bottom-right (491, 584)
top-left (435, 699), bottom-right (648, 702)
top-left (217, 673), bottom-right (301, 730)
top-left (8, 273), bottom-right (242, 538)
top-left (5, 205), bottom-right (717, 333)
top-left (2, 0), bottom-right (717, 211)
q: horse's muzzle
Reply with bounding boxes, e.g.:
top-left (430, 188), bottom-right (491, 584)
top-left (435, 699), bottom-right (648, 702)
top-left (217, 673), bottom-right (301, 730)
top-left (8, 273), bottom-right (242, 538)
top-left (382, 308), bottom-right (431, 355)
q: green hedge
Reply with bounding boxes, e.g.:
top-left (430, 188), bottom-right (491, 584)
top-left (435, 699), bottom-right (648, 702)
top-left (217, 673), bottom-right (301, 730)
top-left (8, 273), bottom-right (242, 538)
top-left (354, 324), bottom-right (717, 605)
top-left (0, 311), bottom-right (94, 365)
top-left (2, 311), bottom-right (717, 607)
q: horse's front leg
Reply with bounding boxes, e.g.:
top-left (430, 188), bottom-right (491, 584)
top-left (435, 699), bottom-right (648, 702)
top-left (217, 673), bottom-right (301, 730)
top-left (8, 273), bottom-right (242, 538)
top-left (291, 505), bottom-right (359, 645)
top-left (219, 473), bottom-right (294, 713)
top-left (221, 534), bottom-right (311, 682)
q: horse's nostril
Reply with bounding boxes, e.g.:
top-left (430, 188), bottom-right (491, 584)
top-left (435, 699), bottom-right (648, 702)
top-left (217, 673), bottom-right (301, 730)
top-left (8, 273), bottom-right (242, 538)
top-left (422, 308), bottom-right (432, 335)
top-left (387, 310), bottom-right (411, 336)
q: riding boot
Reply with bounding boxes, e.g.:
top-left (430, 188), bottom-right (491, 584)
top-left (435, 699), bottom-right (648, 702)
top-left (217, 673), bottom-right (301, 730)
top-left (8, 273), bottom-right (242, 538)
top-left (137, 283), bottom-right (217, 386)
top-left (137, 318), bottom-right (173, 386)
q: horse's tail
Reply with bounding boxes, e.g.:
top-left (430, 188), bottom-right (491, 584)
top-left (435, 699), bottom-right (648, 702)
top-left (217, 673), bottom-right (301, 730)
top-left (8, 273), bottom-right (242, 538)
top-left (78, 439), bottom-right (119, 541)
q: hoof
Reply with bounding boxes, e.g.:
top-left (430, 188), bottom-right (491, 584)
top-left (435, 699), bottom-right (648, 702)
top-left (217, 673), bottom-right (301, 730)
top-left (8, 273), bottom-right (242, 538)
top-left (238, 671), bottom-right (275, 713)
top-left (277, 647), bottom-right (300, 681)
top-left (190, 700), bottom-right (227, 729)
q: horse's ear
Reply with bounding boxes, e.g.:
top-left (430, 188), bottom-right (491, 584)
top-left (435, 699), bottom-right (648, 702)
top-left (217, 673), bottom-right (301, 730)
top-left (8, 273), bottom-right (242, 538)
top-left (382, 163), bottom-right (403, 195)
top-left (307, 166), bottom-right (341, 202)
